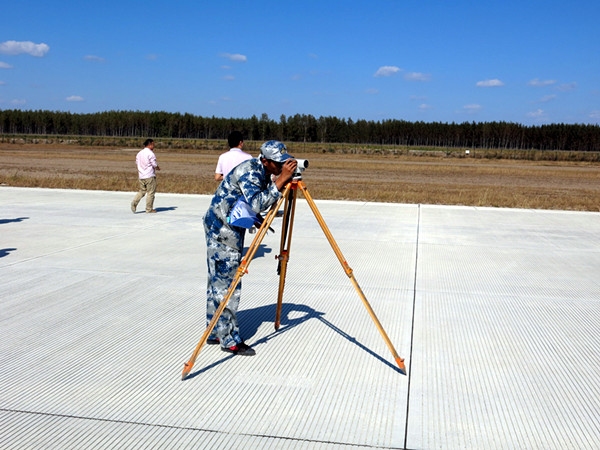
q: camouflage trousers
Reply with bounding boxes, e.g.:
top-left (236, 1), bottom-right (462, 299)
top-left (205, 236), bottom-right (243, 349)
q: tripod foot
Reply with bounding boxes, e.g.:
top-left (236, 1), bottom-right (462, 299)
top-left (181, 362), bottom-right (192, 380)
top-left (396, 357), bottom-right (406, 375)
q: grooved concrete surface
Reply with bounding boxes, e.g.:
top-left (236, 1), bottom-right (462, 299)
top-left (1, 186), bottom-right (599, 449)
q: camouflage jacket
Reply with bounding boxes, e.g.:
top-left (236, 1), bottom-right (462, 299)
top-left (203, 158), bottom-right (281, 250)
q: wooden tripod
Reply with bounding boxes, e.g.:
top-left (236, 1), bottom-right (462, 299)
top-left (181, 179), bottom-right (406, 380)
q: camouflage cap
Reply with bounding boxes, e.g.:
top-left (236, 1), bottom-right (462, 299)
top-left (259, 140), bottom-right (294, 163)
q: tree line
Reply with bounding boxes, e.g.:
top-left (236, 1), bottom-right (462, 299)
top-left (1, 108), bottom-right (599, 151)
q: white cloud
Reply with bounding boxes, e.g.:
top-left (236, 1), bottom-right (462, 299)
top-left (527, 109), bottom-right (545, 118)
top-left (66, 95), bottom-right (84, 102)
top-left (11, 99), bottom-right (26, 105)
top-left (528, 78), bottom-right (556, 87)
top-left (220, 53), bottom-right (247, 62)
top-left (539, 94), bottom-right (556, 103)
top-left (476, 79), bottom-right (504, 87)
top-left (463, 104), bottom-right (482, 113)
top-left (589, 110), bottom-right (600, 120)
top-left (374, 66), bottom-right (401, 77)
top-left (84, 55), bottom-right (105, 62)
top-left (209, 96), bottom-right (232, 106)
top-left (0, 80), bottom-right (6, 85)
top-left (145, 54), bottom-right (158, 61)
top-left (419, 103), bottom-right (433, 111)
top-left (365, 88), bottom-right (379, 95)
top-left (405, 72), bottom-right (431, 82)
top-left (0, 40), bottom-right (49, 57)
top-left (223, 74), bottom-right (235, 80)
top-left (556, 82), bottom-right (577, 92)
top-left (0, 61), bottom-right (13, 69)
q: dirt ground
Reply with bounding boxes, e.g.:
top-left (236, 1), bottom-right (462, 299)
top-left (1, 143), bottom-right (600, 211)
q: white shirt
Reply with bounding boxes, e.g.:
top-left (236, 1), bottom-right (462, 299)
top-left (136, 147), bottom-right (158, 179)
top-left (215, 148), bottom-right (252, 178)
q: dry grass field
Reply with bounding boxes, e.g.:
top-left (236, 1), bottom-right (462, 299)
top-left (1, 142), bottom-right (600, 211)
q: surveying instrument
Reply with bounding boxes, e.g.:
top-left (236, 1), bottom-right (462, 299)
top-left (182, 161), bottom-right (406, 379)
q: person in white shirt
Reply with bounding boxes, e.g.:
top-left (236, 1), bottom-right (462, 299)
top-left (131, 139), bottom-right (160, 213)
top-left (214, 131), bottom-right (252, 181)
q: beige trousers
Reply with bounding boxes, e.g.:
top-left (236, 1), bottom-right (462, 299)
top-left (132, 176), bottom-right (157, 212)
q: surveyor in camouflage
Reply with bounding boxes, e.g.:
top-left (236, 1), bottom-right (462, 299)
top-left (203, 140), bottom-right (297, 356)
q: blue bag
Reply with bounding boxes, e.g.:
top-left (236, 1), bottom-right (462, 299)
top-left (227, 197), bottom-right (264, 229)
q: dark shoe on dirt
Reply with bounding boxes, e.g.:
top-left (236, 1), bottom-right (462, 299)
top-left (221, 342), bottom-right (255, 356)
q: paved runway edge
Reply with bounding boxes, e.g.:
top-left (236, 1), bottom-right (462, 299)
top-left (1, 187), bottom-right (599, 449)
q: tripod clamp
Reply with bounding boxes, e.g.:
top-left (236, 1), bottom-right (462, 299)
top-left (276, 251), bottom-right (289, 262)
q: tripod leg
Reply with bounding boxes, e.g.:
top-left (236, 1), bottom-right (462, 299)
top-left (181, 190), bottom-right (288, 380)
top-left (274, 183), bottom-right (298, 330)
top-left (298, 181), bottom-right (406, 374)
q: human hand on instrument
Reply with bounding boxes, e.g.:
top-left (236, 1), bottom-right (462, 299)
top-left (272, 159), bottom-right (297, 191)
top-left (280, 159), bottom-right (297, 180)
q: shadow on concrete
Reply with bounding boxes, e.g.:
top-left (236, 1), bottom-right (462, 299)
top-left (245, 243), bottom-right (273, 259)
top-left (184, 301), bottom-right (402, 380)
top-left (155, 206), bottom-right (178, 213)
top-left (0, 217), bottom-right (29, 224)
top-left (0, 248), bottom-right (17, 258)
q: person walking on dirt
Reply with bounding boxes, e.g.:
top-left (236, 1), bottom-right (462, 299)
top-left (203, 140), bottom-right (297, 355)
top-left (131, 139), bottom-right (160, 213)
top-left (214, 130), bottom-right (252, 181)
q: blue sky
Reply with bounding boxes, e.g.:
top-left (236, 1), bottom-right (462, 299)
top-left (1, 0), bottom-right (599, 125)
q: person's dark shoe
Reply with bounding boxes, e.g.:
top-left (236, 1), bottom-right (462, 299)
top-left (221, 342), bottom-right (255, 356)
top-left (206, 337), bottom-right (219, 345)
